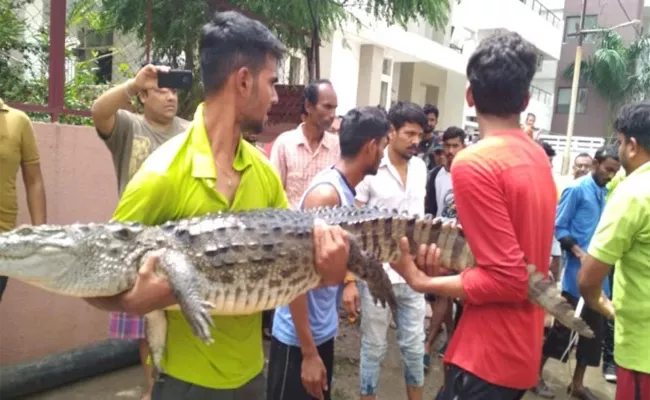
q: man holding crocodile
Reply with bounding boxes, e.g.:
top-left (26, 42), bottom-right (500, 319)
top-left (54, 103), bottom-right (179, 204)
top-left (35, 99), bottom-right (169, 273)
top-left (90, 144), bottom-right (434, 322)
top-left (81, 11), bottom-right (352, 399)
top-left (391, 31), bottom-right (558, 400)
top-left (0, 20), bottom-right (594, 400)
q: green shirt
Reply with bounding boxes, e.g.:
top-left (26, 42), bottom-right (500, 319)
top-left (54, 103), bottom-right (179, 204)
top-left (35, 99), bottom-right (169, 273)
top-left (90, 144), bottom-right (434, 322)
top-left (113, 103), bottom-right (289, 389)
top-left (588, 160), bottom-right (650, 374)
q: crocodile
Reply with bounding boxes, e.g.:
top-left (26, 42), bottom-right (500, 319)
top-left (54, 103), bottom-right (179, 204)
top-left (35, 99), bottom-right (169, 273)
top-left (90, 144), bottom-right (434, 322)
top-left (0, 205), bottom-right (594, 377)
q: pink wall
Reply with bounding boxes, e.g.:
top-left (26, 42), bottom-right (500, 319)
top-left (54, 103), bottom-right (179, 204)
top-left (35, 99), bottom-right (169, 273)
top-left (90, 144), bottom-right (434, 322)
top-left (0, 123), bottom-right (119, 365)
top-left (0, 120), bottom-right (297, 365)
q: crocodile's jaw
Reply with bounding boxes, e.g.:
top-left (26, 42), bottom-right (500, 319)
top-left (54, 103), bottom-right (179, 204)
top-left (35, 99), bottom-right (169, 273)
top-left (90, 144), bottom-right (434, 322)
top-left (0, 225), bottom-right (78, 283)
top-left (0, 250), bottom-right (78, 289)
top-left (0, 224), bottom-right (138, 296)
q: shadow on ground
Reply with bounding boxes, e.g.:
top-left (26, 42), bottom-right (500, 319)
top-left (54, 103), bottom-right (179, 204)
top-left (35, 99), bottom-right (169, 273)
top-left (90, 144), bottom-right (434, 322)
top-left (24, 316), bottom-right (616, 400)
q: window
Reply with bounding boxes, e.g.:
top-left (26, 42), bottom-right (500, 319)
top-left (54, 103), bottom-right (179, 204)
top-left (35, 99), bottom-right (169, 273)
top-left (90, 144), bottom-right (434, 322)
top-left (564, 15), bottom-right (599, 43)
top-left (382, 59), bottom-right (392, 76)
top-left (556, 87), bottom-right (588, 114)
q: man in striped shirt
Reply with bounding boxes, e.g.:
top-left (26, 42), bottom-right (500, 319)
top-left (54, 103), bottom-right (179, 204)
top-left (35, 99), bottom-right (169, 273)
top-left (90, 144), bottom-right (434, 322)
top-left (270, 79), bottom-right (340, 209)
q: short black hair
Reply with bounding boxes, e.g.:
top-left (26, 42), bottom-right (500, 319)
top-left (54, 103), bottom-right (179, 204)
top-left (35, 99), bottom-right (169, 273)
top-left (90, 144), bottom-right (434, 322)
top-left (527, 112), bottom-right (536, 119)
top-left (199, 11), bottom-right (286, 95)
top-left (387, 101), bottom-right (427, 132)
top-left (423, 104), bottom-right (439, 118)
top-left (466, 30), bottom-right (538, 116)
top-left (575, 152), bottom-right (592, 161)
top-left (339, 106), bottom-right (391, 158)
top-left (536, 139), bottom-right (556, 158)
top-left (594, 145), bottom-right (620, 163)
top-left (300, 79), bottom-right (333, 115)
top-left (442, 126), bottom-right (466, 143)
top-left (613, 101), bottom-right (650, 154)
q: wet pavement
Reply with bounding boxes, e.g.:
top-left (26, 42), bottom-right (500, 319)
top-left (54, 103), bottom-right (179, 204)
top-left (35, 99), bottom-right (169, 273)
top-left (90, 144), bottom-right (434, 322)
top-left (23, 321), bottom-right (616, 400)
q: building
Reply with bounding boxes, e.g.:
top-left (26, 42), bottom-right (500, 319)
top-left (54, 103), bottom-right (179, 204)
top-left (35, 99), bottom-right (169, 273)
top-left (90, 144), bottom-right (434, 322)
top-left (15, 0), bottom-right (568, 136)
top-left (550, 0), bottom-right (650, 138)
top-left (316, 0), bottom-right (565, 134)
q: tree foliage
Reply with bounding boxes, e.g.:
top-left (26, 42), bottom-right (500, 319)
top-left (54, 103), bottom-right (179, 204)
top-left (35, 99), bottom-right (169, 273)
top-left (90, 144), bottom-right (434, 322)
top-left (563, 31), bottom-right (650, 134)
top-left (96, 0), bottom-right (451, 118)
top-left (1, 0), bottom-right (450, 124)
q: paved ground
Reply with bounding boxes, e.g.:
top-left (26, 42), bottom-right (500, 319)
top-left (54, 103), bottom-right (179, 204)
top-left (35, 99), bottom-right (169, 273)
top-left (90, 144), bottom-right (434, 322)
top-left (25, 318), bottom-right (616, 400)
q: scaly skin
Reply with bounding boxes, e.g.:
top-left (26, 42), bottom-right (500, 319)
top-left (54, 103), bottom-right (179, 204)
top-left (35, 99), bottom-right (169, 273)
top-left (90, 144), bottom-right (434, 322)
top-left (0, 206), bottom-right (593, 378)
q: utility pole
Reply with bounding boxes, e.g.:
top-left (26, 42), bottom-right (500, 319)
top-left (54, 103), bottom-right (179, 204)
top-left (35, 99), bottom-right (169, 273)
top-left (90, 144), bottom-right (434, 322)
top-left (560, 0), bottom-right (587, 176)
top-left (560, 0), bottom-right (641, 175)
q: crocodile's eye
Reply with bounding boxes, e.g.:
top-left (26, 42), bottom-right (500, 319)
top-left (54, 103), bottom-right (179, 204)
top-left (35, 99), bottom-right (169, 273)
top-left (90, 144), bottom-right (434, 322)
top-left (14, 226), bottom-right (34, 236)
top-left (111, 227), bottom-right (134, 241)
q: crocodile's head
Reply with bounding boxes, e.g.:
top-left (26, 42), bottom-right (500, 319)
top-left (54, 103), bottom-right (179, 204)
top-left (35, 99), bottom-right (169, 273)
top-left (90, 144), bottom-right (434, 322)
top-left (0, 222), bottom-right (149, 284)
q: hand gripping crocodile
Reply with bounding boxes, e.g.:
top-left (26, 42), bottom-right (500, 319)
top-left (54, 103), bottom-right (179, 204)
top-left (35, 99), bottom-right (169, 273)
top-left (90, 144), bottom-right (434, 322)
top-left (0, 206), bottom-right (594, 378)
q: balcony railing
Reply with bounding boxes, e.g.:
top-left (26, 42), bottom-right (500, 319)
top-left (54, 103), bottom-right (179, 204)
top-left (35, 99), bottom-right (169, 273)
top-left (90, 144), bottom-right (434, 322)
top-left (530, 85), bottom-right (553, 105)
top-left (519, 0), bottom-right (561, 28)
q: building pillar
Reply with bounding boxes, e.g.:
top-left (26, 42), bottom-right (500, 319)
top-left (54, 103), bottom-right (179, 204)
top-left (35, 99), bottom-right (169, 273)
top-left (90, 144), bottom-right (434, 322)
top-left (356, 45), bottom-right (385, 107)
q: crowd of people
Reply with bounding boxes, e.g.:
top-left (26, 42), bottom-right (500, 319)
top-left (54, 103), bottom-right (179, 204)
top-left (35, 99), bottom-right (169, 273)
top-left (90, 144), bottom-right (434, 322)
top-left (1, 9), bottom-right (648, 400)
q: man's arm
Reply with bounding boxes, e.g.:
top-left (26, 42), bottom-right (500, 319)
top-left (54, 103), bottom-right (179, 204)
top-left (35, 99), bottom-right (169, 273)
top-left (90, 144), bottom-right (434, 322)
top-left (269, 139), bottom-right (288, 187)
top-left (290, 184), bottom-right (340, 399)
top-left (579, 190), bottom-right (643, 312)
top-left (91, 64), bottom-right (163, 138)
top-left (19, 116), bottom-right (46, 225)
top-left (555, 186), bottom-right (585, 257)
top-left (434, 157), bottom-right (529, 304)
top-left (91, 80), bottom-right (136, 137)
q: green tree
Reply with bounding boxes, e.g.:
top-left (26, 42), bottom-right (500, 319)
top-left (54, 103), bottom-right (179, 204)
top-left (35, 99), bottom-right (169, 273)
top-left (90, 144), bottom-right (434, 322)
top-left (0, 0), bottom-right (115, 125)
top-left (563, 31), bottom-right (650, 136)
top-left (94, 0), bottom-right (451, 118)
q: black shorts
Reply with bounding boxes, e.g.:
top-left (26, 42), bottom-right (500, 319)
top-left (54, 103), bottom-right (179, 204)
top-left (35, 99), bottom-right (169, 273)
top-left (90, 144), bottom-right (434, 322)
top-left (542, 291), bottom-right (603, 367)
top-left (435, 364), bottom-right (526, 400)
top-left (266, 337), bottom-right (335, 400)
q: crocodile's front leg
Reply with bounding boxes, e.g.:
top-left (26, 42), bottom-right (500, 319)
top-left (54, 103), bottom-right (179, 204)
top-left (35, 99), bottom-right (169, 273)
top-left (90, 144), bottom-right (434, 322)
top-left (145, 310), bottom-right (168, 380)
top-left (156, 249), bottom-right (215, 343)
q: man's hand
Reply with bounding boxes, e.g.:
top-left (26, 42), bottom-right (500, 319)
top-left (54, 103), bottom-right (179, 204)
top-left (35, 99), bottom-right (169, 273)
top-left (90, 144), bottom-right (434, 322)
top-left (572, 246), bottom-right (588, 263)
top-left (391, 237), bottom-right (441, 293)
top-left (593, 293), bottom-right (616, 320)
top-left (121, 250), bottom-right (178, 315)
top-left (342, 282), bottom-right (360, 318)
top-left (313, 222), bottom-right (350, 285)
top-left (128, 64), bottom-right (170, 94)
top-left (301, 353), bottom-right (328, 400)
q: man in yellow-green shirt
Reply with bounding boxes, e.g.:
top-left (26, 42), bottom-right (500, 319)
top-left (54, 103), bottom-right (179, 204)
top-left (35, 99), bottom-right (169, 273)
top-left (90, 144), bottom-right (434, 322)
top-left (578, 101), bottom-right (650, 399)
top-left (84, 11), bottom-right (351, 399)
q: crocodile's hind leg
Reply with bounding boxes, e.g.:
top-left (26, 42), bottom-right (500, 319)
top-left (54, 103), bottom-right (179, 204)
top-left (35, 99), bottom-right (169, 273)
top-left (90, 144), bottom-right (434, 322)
top-left (346, 237), bottom-right (398, 325)
top-left (527, 264), bottom-right (595, 338)
top-left (144, 310), bottom-right (167, 380)
top-left (155, 249), bottom-right (216, 343)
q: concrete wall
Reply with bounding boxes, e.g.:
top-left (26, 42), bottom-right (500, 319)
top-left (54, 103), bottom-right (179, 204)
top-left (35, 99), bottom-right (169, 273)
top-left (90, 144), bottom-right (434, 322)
top-left (551, 0), bottom-right (645, 137)
top-left (395, 62), bottom-right (466, 130)
top-left (0, 123), bottom-right (118, 365)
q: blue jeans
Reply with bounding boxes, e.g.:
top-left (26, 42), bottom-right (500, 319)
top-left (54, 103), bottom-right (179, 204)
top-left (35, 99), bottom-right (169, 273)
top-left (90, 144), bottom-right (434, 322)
top-left (358, 281), bottom-right (426, 396)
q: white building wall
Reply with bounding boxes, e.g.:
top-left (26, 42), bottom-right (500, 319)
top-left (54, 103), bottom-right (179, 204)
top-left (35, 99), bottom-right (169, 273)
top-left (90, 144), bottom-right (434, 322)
top-left (320, 32), bottom-right (361, 115)
top-left (456, 0), bottom-right (563, 60)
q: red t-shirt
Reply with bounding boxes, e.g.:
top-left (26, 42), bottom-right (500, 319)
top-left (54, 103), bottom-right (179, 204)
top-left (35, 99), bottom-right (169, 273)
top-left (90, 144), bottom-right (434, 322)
top-left (443, 130), bottom-right (557, 389)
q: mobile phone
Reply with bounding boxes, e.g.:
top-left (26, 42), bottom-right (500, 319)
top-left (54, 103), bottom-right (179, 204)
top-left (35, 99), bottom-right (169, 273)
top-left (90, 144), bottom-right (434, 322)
top-left (157, 69), bottom-right (193, 90)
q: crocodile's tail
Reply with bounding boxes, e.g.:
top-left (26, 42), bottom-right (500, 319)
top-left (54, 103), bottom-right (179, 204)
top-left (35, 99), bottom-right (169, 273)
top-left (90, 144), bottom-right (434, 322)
top-left (527, 264), bottom-right (595, 338)
top-left (320, 206), bottom-right (475, 271)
